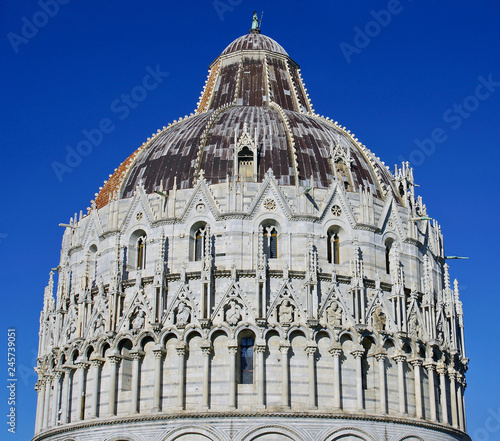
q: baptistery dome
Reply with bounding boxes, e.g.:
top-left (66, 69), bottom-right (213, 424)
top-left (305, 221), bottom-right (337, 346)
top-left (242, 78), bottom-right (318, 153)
top-left (34, 24), bottom-right (469, 441)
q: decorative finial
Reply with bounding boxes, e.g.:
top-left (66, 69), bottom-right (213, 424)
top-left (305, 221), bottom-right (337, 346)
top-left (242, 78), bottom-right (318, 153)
top-left (250, 11), bottom-right (262, 34)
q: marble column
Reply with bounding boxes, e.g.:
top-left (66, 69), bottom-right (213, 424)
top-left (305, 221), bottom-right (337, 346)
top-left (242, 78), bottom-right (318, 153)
top-left (410, 358), bottom-right (423, 419)
top-left (449, 369), bottom-right (459, 428)
top-left (457, 373), bottom-right (465, 431)
top-left (437, 362), bottom-right (449, 424)
top-left (42, 375), bottom-right (52, 429)
top-left (152, 346), bottom-right (165, 412)
top-left (375, 351), bottom-right (387, 415)
top-left (75, 362), bottom-right (89, 422)
top-left (107, 354), bottom-right (121, 417)
top-left (228, 343), bottom-right (238, 409)
top-left (60, 366), bottom-right (73, 424)
top-left (306, 344), bottom-right (317, 409)
top-left (255, 344), bottom-right (266, 408)
top-left (35, 380), bottom-right (46, 433)
top-left (393, 354), bottom-right (407, 415)
top-left (201, 343), bottom-right (212, 410)
top-left (51, 371), bottom-right (62, 427)
top-left (176, 343), bottom-right (187, 410)
top-left (280, 341), bottom-right (290, 409)
top-left (424, 360), bottom-right (437, 422)
top-left (89, 359), bottom-right (104, 418)
top-left (130, 350), bottom-right (144, 414)
top-left (461, 375), bottom-right (467, 432)
top-left (351, 347), bottom-right (365, 411)
top-left (329, 344), bottom-right (342, 411)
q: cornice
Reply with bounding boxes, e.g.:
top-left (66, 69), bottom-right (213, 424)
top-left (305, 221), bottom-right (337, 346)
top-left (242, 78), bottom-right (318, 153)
top-left (32, 410), bottom-right (470, 441)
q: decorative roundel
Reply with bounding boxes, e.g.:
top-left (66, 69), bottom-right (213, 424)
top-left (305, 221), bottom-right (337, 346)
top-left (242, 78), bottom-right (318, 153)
top-left (196, 203), bottom-right (206, 213)
top-left (331, 204), bottom-right (342, 216)
top-left (136, 212), bottom-right (144, 221)
top-left (387, 218), bottom-right (394, 230)
top-left (263, 198), bottom-right (277, 211)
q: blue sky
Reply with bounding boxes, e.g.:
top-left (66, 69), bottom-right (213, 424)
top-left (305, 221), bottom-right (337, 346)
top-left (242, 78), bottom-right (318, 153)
top-left (1, 1), bottom-right (499, 440)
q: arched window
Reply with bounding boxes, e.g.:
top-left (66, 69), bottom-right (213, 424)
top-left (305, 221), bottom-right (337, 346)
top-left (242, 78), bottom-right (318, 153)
top-left (238, 146), bottom-right (254, 181)
top-left (327, 231), bottom-right (340, 264)
top-left (87, 244), bottom-right (98, 288)
top-left (240, 337), bottom-right (254, 384)
top-left (129, 229), bottom-right (147, 273)
top-left (263, 225), bottom-right (278, 259)
top-left (385, 240), bottom-right (392, 275)
top-left (194, 227), bottom-right (206, 261)
top-left (137, 235), bottom-right (146, 269)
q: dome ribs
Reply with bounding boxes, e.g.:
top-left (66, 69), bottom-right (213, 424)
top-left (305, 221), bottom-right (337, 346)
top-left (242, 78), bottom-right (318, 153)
top-left (290, 66), bottom-right (312, 114)
top-left (221, 33), bottom-right (288, 57)
top-left (196, 61), bottom-right (220, 114)
top-left (284, 112), bottom-right (333, 188)
top-left (193, 105), bottom-right (232, 184)
top-left (121, 113), bottom-right (211, 197)
top-left (239, 57), bottom-right (264, 107)
top-left (287, 60), bottom-right (310, 114)
top-left (267, 57), bottom-right (296, 111)
top-left (269, 103), bottom-right (300, 186)
top-left (210, 63), bottom-right (240, 110)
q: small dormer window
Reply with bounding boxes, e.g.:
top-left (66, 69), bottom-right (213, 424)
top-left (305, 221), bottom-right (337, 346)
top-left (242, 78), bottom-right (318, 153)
top-left (238, 146), bottom-right (254, 181)
top-left (234, 123), bottom-right (257, 182)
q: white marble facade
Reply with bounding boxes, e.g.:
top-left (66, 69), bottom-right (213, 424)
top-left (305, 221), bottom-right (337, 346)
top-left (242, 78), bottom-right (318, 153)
top-left (33, 30), bottom-right (469, 441)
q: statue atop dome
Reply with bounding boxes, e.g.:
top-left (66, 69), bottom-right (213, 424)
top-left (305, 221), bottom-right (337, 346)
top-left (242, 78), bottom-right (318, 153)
top-left (250, 11), bottom-right (261, 34)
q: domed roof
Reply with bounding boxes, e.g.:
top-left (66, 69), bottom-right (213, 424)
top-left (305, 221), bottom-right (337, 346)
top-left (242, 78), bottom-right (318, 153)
top-left (221, 32), bottom-right (288, 56)
top-left (95, 31), bottom-right (400, 209)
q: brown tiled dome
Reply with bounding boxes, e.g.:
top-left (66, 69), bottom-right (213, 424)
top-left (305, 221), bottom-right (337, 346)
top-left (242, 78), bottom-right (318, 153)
top-left (95, 32), bottom-right (399, 209)
top-left (221, 32), bottom-right (288, 57)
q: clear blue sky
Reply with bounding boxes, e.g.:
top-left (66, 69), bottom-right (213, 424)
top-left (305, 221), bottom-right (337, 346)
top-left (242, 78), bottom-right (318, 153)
top-left (1, 1), bottom-right (499, 440)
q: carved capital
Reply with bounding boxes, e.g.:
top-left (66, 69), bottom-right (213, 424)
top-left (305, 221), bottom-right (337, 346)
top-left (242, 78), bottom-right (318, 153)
top-left (329, 348), bottom-right (342, 358)
top-left (393, 355), bottom-right (406, 364)
top-left (176, 343), bottom-right (187, 357)
top-left (130, 350), bottom-right (145, 360)
top-left (228, 344), bottom-right (239, 355)
top-left (423, 360), bottom-right (437, 371)
top-left (351, 349), bottom-right (365, 359)
top-left (375, 352), bottom-right (387, 362)
top-left (201, 346), bottom-right (212, 356)
top-left (90, 358), bottom-right (104, 368)
top-left (279, 341), bottom-right (290, 354)
top-left (254, 345), bottom-right (266, 354)
top-left (305, 344), bottom-right (317, 357)
top-left (437, 362), bottom-right (448, 376)
top-left (306, 319), bottom-right (319, 328)
top-left (409, 357), bottom-right (424, 367)
top-left (107, 355), bottom-right (122, 365)
top-left (43, 374), bottom-right (53, 385)
top-left (328, 342), bottom-right (342, 358)
top-left (62, 364), bottom-right (76, 374)
top-left (152, 349), bottom-right (166, 359)
top-left (199, 318), bottom-right (212, 329)
top-left (75, 361), bottom-right (90, 371)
